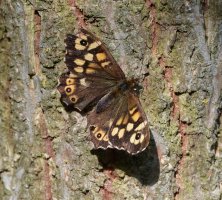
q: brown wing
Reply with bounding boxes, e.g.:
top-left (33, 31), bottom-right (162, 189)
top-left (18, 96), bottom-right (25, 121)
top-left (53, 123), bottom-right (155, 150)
top-left (86, 89), bottom-right (123, 149)
top-left (57, 29), bottom-right (126, 111)
top-left (108, 93), bottom-right (150, 154)
top-left (57, 71), bottom-right (115, 111)
top-left (65, 29), bottom-right (126, 80)
top-left (87, 91), bottom-right (150, 154)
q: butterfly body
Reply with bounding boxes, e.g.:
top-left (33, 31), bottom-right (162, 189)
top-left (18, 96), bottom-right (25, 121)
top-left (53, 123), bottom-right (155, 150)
top-left (94, 79), bottom-right (139, 114)
top-left (118, 79), bottom-right (140, 92)
top-left (58, 29), bottom-right (150, 155)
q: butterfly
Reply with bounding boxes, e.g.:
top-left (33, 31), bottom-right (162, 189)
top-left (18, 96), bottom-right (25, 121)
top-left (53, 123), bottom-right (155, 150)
top-left (57, 29), bottom-right (150, 155)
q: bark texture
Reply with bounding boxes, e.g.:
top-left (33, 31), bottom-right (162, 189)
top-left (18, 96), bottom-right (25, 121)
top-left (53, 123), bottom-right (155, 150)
top-left (0, 0), bottom-right (222, 199)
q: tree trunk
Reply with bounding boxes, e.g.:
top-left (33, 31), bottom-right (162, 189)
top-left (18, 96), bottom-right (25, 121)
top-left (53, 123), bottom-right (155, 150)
top-left (0, 0), bottom-right (221, 199)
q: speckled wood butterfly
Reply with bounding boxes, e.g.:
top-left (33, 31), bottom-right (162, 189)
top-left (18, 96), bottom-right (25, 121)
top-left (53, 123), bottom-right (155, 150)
top-left (57, 29), bottom-right (150, 154)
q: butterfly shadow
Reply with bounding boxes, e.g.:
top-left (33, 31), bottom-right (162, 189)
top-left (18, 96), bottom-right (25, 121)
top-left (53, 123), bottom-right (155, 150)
top-left (91, 132), bottom-right (160, 186)
top-left (61, 102), bottom-right (88, 117)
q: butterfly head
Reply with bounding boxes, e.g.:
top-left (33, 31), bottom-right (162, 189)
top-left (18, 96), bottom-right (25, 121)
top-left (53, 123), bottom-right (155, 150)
top-left (133, 84), bottom-right (143, 95)
top-left (132, 84), bottom-right (143, 96)
top-left (120, 79), bottom-right (143, 95)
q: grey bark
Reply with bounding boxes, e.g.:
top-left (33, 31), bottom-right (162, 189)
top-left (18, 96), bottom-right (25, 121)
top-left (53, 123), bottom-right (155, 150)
top-left (0, 0), bottom-right (221, 200)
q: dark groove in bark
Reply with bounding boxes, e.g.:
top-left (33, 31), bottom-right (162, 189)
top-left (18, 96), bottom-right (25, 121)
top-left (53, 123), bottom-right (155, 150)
top-left (34, 10), bottom-right (41, 75)
top-left (160, 56), bottom-right (189, 199)
top-left (146, 0), bottom-right (159, 57)
top-left (39, 110), bottom-right (55, 200)
top-left (68, 0), bottom-right (87, 29)
top-left (100, 168), bottom-right (117, 200)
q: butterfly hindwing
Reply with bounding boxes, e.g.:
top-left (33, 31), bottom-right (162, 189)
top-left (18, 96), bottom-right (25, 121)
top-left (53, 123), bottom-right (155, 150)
top-left (57, 71), bottom-right (115, 111)
top-left (87, 90), bottom-right (124, 149)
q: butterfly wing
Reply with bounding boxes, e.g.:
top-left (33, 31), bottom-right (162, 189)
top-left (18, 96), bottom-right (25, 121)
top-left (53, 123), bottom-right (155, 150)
top-left (58, 29), bottom-right (126, 111)
top-left (57, 71), bottom-right (115, 111)
top-left (87, 91), bottom-right (150, 154)
top-left (87, 91), bottom-right (124, 149)
top-left (65, 29), bottom-right (125, 79)
top-left (108, 93), bottom-right (150, 154)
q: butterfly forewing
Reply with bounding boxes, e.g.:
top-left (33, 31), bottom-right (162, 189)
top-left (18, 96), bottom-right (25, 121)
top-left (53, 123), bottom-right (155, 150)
top-left (58, 29), bottom-right (127, 111)
top-left (108, 93), bottom-right (150, 154)
top-left (65, 29), bottom-right (126, 80)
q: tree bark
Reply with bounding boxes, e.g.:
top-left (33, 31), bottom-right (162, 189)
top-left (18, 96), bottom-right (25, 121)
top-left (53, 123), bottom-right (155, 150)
top-left (0, 0), bottom-right (221, 199)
